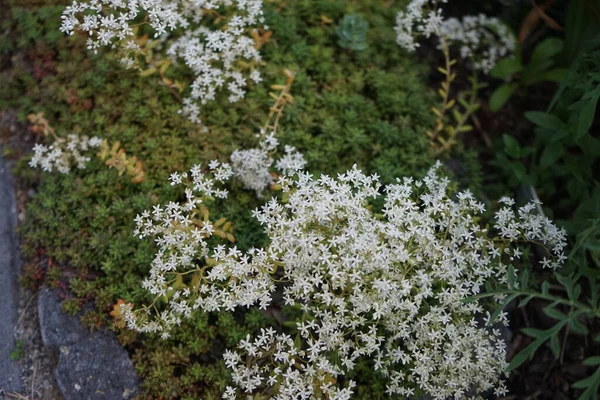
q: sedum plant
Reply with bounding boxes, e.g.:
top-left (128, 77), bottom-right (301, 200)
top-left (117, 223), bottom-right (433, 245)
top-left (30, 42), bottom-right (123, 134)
top-left (60, 0), bottom-right (265, 123)
top-left (122, 161), bottom-right (567, 399)
top-left (394, 0), bottom-right (515, 74)
top-left (336, 14), bottom-right (369, 52)
top-left (27, 113), bottom-right (102, 173)
top-left (394, 0), bottom-right (516, 155)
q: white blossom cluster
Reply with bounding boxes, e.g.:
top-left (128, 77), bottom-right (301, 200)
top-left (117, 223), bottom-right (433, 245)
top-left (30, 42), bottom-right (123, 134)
top-left (439, 14), bottom-right (516, 73)
top-left (29, 134), bottom-right (102, 173)
top-left (395, 0), bottom-right (448, 51)
top-left (60, 0), bottom-right (265, 123)
top-left (124, 162), bottom-right (566, 399)
top-left (124, 160), bottom-right (275, 336)
top-left (230, 130), bottom-right (306, 197)
top-left (395, 0), bottom-right (516, 73)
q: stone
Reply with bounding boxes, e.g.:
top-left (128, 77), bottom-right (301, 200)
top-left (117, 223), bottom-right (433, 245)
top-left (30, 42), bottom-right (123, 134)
top-left (37, 288), bottom-right (139, 399)
top-left (0, 153), bottom-right (24, 393)
top-left (54, 332), bottom-right (139, 400)
top-left (38, 288), bottom-right (88, 348)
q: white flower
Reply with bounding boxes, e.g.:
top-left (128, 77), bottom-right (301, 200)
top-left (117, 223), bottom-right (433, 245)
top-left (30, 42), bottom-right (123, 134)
top-left (128, 162), bottom-right (567, 399)
top-left (395, 0), bottom-right (515, 73)
top-left (61, 0), bottom-right (265, 123)
top-left (29, 134), bottom-right (101, 173)
top-left (230, 132), bottom-right (306, 197)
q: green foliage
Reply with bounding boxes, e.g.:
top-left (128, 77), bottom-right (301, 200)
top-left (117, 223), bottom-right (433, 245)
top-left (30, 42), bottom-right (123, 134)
top-left (486, 7), bottom-right (600, 397)
top-left (489, 38), bottom-right (568, 111)
top-left (335, 14), bottom-right (368, 52)
top-left (3, 0), bottom-right (440, 398)
top-left (10, 340), bottom-right (24, 361)
top-left (497, 39), bottom-right (600, 233)
top-left (471, 221), bottom-right (600, 399)
top-left (564, 0), bottom-right (600, 65)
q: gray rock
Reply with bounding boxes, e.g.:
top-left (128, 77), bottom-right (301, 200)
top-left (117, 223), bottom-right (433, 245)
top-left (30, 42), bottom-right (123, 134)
top-left (0, 153), bottom-right (24, 392)
top-left (37, 288), bottom-right (139, 399)
top-left (38, 288), bottom-right (88, 348)
top-left (55, 333), bottom-right (138, 400)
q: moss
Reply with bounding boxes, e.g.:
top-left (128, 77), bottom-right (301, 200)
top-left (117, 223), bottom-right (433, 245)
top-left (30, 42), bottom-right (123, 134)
top-left (5, 0), bottom-right (441, 397)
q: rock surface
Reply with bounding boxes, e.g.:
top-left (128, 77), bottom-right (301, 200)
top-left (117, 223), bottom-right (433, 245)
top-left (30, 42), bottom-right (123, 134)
top-left (38, 288), bottom-right (139, 400)
top-left (0, 152), bottom-right (24, 393)
top-left (38, 288), bottom-right (89, 348)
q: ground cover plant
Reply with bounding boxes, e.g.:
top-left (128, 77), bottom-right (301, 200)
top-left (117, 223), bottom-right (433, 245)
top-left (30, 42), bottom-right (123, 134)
top-left (0, 0), bottom-right (598, 399)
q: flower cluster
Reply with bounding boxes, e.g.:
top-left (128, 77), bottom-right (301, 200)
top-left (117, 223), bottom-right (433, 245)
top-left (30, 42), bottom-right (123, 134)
top-left (395, 0), bottom-right (447, 51)
top-left (440, 14), bottom-right (516, 73)
top-left (124, 162), bottom-right (566, 399)
top-left (230, 130), bottom-right (306, 197)
top-left (61, 0), bottom-right (265, 123)
top-left (124, 160), bottom-right (276, 337)
top-left (395, 0), bottom-right (515, 73)
top-left (29, 134), bottom-right (102, 173)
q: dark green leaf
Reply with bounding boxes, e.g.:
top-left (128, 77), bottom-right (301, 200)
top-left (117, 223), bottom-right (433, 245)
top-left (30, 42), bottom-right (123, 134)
top-left (570, 318), bottom-right (589, 335)
top-left (507, 264), bottom-right (516, 289)
top-left (543, 306), bottom-right (567, 321)
top-left (583, 357), bottom-right (600, 366)
top-left (508, 338), bottom-right (545, 371)
top-left (539, 68), bottom-right (569, 82)
top-left (518, 294), bottom-right (535, 308)
top-left (525, 111), bottom-right (565, 131)
top-left (542, 281), bottom-right (551, 295)
top-left (503, 134), bottom-right (521, 158)
top-left (490, 83), bottom-right (519, 111)
top-left (550, 333), bottom-right (560, 358)
top-left (540, 143), bottom-right (564, 168)
top-left (572, 371), bottom-right (597, 388)
top-left (519, 268), bottom-right (530, 289)
top-left (576, 90), bottom-right (600, 139)
top-left (491, 57), bottom-right (523, 79)
top-left (521, 327), bottom-right (547, 339)
top-left (509, 161), bottom-right (527, 182)
top-left (488, 293), bottom-right (520, 325)
top-left (530, 38), bottom-right (564, 70)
